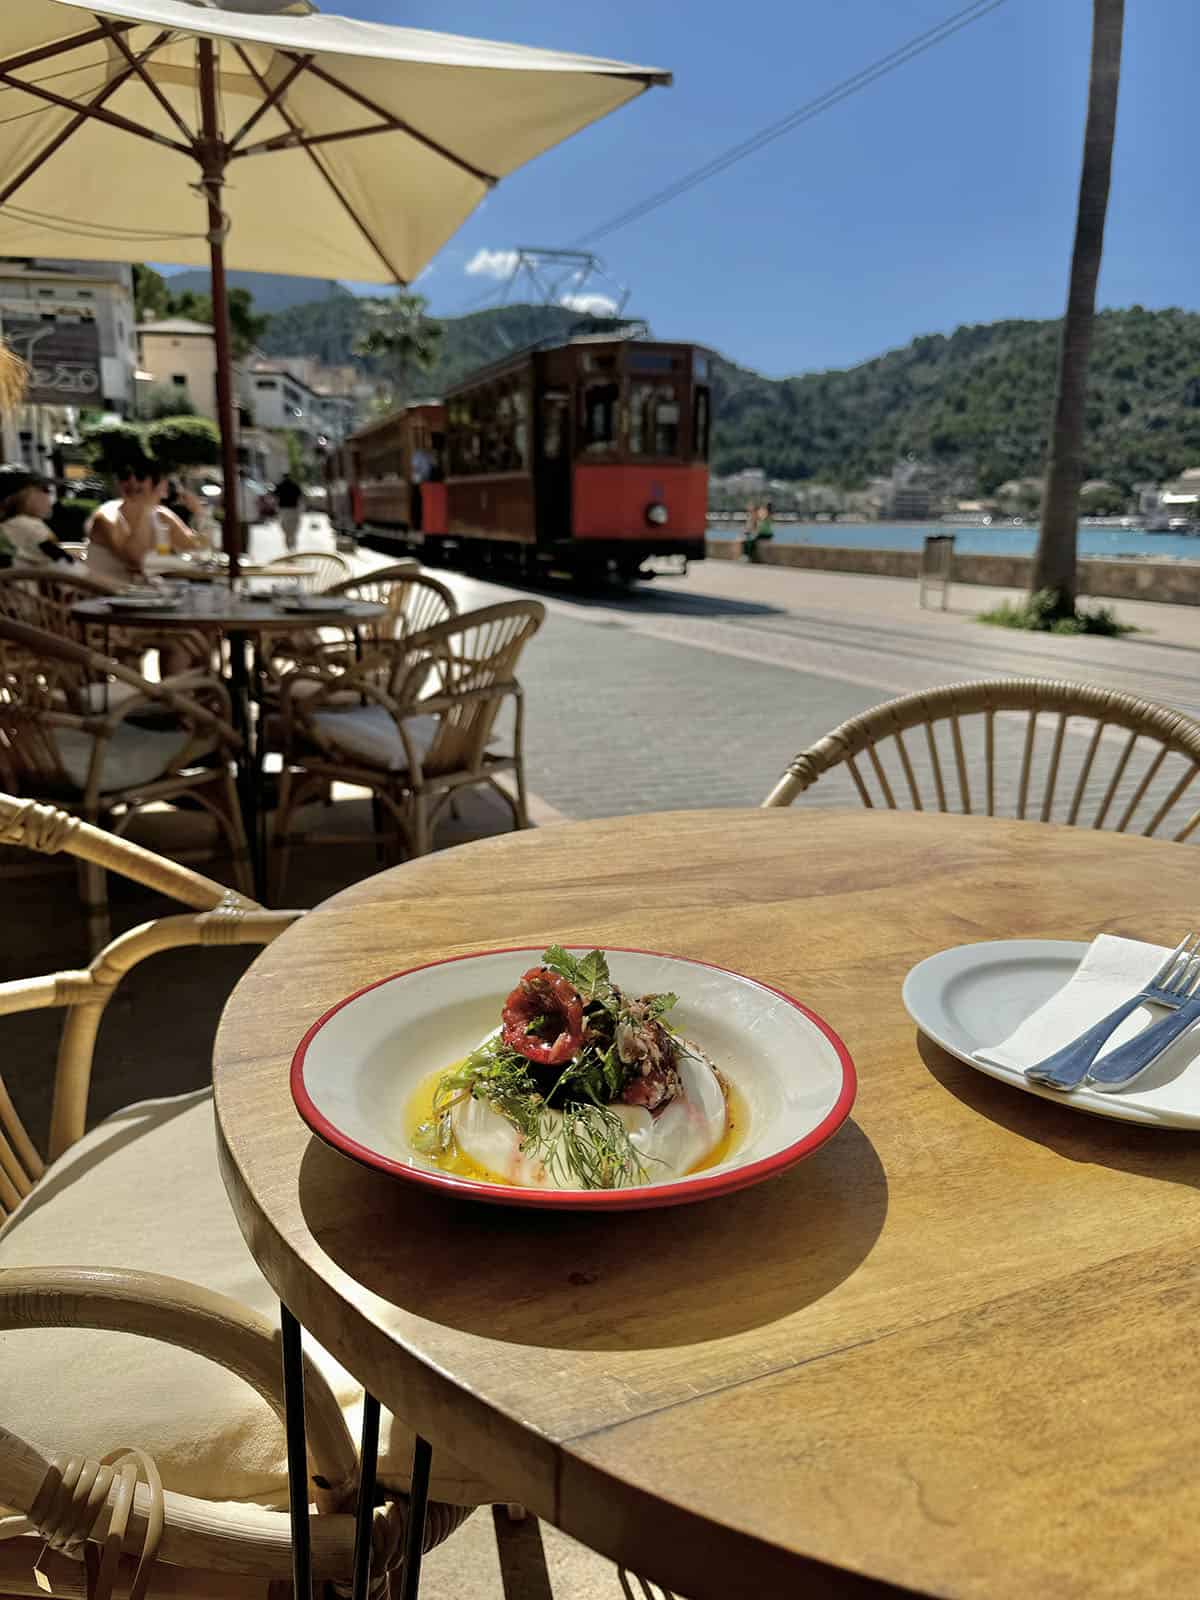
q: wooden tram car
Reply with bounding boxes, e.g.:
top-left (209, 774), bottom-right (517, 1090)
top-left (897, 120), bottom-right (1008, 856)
top-left (326, 400), bottom-right (446, 539)
top-left (330, 334), bottom-right (711, 583)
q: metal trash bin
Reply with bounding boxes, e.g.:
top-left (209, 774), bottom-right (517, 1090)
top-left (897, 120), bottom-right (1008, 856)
top-left (919, 534), bottom-right (955, 610)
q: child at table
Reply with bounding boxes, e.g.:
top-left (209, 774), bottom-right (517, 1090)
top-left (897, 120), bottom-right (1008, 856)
top-left (0, 466), bottom-right (74, 567)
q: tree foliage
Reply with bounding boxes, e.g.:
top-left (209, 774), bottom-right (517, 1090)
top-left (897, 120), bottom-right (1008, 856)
top-left (141, 382), bottom-right (196, 419)
top-left (133, 264), bottom-right (271, 357)
top-left (81, 420), bottom-right (147, 476)
top-left (146, 415), bottom-right (221, 469)
top-left (351, 292), bottom-right (443, 404)
top-left (80, 414), bottom-right (219, 474)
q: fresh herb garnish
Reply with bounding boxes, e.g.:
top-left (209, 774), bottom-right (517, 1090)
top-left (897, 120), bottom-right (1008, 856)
top-left (541, 945), bottom-right (619, 1012)
top-left (421, 947), bottom-right (683, 1189)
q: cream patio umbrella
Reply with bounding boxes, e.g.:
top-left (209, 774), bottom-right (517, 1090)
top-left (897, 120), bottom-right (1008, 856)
top-left (0, 0), bottom-right (669, 571)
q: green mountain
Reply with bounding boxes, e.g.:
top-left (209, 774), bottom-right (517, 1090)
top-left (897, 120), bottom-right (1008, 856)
top-left (260, 299), bottom-right (583, 389)
top-left (162, 270), bottom-right (354, 315)
top-left (260, 301), bottom-right (1200, 493)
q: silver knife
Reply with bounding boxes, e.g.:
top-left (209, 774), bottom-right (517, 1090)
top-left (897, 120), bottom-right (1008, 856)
top-left (1086, 994), bottom-right (1200, 1090)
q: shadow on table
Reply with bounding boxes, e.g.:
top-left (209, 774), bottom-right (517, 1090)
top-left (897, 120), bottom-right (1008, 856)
top-left (298, 1117), bottom-right (887, 1350)
top-left (917, 1032), bottom-right (1200, 1188)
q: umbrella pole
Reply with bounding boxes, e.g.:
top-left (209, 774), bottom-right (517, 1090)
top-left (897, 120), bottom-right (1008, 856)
top-left (198, 39), bottom-right (242, 581)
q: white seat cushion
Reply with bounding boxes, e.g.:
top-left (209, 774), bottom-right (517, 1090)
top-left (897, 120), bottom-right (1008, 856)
top-left (308, 707), bottom-right (438, 773)
top-left (52, 725), bottom-right (207, 792)
top-left (75, 681), bottom-right (145, 716)
top-left (0, 1090), bottom-right (492, 1507)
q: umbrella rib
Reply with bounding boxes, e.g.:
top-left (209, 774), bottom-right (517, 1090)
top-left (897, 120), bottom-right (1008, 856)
top-left (232, 122), bottom-right (395, 159)
top-left (0, 65), bottom-right (191, 156)
top-left (0, 21), bottom-right (134, 78)
top-left (0, 30), bottom-right (173, 209)
top-left (92, 16), bottom-right (197, 147)
top-left (232, 43), bottom-right (408, 284)
top-left (227, 52), bottom-right (313, 150)
top-left (283, 53), bottom-right (499, 187)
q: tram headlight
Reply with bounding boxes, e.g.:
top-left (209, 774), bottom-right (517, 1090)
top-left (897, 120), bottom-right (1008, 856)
top-left (645, 502), bottom-right (669, 526)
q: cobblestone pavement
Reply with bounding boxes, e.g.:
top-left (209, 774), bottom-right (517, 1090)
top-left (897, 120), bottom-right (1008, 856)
top-left (358, 536), bottom-right (1200, 827)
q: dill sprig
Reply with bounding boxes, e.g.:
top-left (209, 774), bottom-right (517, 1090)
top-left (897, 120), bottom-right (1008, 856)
top-left (414, 949), bottom-right (681, 1189)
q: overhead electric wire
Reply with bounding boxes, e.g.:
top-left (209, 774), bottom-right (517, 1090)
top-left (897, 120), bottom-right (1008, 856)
top-left (572, 0), bottom-right (1009, 247)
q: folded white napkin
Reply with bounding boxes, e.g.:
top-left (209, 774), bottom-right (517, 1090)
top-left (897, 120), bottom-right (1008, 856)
top-left (976, 934), bottom-right (1195, 1078)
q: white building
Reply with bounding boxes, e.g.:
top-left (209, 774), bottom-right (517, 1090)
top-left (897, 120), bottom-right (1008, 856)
top-left (137, 314), bottom-right (234, 420)
top-left (246, 362), bottom-right (355, 446)
top-left (0, 256), bottom-right (138, 468)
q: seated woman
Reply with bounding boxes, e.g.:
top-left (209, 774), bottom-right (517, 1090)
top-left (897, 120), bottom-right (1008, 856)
top-left (87, 461), bottom-right (209, 675)
top-left (0, 466), bottom-right (74, 567)
top-left (86, 461), bottom-right (204, 584)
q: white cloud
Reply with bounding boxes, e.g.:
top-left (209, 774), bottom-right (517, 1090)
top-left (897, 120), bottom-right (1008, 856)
top-left (559, 292), bottom-right (619, 316)
top-left (465, 248), bottom-right (519, 279)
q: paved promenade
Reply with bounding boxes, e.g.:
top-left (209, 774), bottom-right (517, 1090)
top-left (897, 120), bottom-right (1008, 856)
top-left (404, 541), bottom-right (1200, 823)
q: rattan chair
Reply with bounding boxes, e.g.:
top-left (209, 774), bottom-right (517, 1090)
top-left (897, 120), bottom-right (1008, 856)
top-left (326, 567), bottom-right (457, 644)
top-left (0, 568), bottom-right (125, 661)
top-left (264, 550), bottom-right (351, 593)
top-left (0, 797), bottom-right (485, 1600)
top-left (0, 569), bottom-right (211, 677)
top-left (0, 617), bottom-right (251, 945)
top-left (763, 678), bottom-right (1200, 840)
top-left (271, 600), bottom-right (544, 896)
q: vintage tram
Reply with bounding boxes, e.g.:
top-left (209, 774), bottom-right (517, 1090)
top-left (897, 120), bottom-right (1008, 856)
top-left (331, 334), bottom-right (711, 583)
top-left (326, 400), bottom-right (446, 538)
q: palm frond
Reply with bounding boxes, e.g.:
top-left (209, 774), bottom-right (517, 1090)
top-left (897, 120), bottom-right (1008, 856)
top-left (0, 343), bottom-right (28, 416)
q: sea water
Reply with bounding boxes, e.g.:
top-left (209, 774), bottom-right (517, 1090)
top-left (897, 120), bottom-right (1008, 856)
top-left (707, 522), bottom-right (1200, 561)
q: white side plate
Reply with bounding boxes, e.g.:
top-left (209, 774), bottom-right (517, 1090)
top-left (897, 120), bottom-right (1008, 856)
top-left (902, 939), bottom-right (1200, 1128)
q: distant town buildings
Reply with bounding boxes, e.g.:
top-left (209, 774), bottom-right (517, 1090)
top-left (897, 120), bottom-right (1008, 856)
top-left (0, 257), bottom-right (137, 469)
top-left (133, 315), bottom-right (360, 484)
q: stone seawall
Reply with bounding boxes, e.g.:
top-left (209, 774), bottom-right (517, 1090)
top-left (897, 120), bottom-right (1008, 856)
top-left (705, 538), bottom-right (1200, 606)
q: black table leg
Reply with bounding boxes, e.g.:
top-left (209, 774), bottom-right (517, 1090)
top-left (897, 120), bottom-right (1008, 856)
top-left (280, 1305), bottom-right (312, 1600)
top-left (351, 1393), bottom-right (380, 1600)
top-left (227, 627), bottom-right (265, 897)
top-left (399, 1435), bottom-right (433, 1600)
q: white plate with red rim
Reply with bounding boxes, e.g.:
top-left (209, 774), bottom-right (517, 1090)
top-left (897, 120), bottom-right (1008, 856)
top-left (290, 945), bottom-right (857, 1210)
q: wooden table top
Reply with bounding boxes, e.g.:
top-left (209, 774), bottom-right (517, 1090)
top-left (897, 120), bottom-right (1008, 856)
top-left (212, 809), bottom-right (1200, 1599)
top-left (71, 594), bottom-right (385, 632)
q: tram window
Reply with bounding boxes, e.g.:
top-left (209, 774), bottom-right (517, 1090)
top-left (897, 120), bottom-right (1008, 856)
top-left (630, 383), bottom-right (681, 456)
top-left (693, 386), bottom-right (711, 459)
top-left (583, 381), bottom-right (619, 452)
top-left (629, 352), bottom-right (676, 374)
top-left (542, 396), bottom-right (566, 460)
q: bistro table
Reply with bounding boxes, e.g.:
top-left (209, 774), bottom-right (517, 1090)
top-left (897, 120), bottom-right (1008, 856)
top-left (212, 808), bottom-right (1200, 1599)
top-left (72, 589), bottom-right (385, 891)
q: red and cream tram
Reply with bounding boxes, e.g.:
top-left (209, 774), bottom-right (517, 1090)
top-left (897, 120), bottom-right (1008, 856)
top-left (331, 334), bottom-right (711, 584)
top-left (327, 400), bottom-right (446, 538)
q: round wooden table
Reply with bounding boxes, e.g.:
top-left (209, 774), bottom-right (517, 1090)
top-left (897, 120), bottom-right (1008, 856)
top-left (213, 810), bottom-right (1200, 1599)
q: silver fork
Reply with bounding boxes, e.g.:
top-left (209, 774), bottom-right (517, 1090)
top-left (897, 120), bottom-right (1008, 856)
top-left (1024, 934), bottom-right (1199, 1091)
top-left (618, 1571), bottom-right (677, 1600)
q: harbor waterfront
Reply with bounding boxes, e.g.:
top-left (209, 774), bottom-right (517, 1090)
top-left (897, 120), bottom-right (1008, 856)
top-left (707, 520), bottom-right (1200, 560)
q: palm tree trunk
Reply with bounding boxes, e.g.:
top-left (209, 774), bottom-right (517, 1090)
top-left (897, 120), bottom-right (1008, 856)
top-left (1031, 0), bottom-right (1124, 612)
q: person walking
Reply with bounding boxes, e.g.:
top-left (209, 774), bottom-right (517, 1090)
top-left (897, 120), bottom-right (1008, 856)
top-left (273, 473), bottom-right (305, 552)
top-left (741, 500), bottom-right (760, 562)
top-left (409, 440), bottom-right (432, 534)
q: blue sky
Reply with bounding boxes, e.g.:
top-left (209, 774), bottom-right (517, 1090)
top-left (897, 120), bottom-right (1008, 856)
top-left (189, 0), bottom-right (1197, 378)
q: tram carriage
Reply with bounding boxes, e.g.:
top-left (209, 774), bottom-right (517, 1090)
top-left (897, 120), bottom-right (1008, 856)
top-left (333, 333), bottom-right (711, 584)
top-left (326, 400), bottom-right (447, 538)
